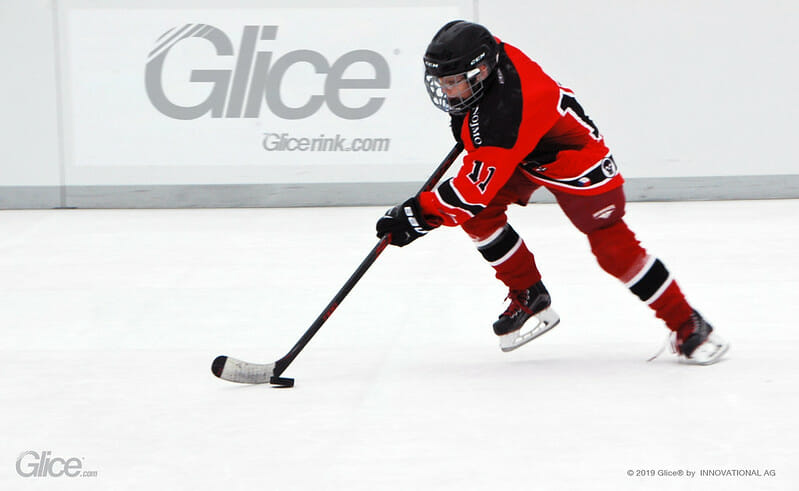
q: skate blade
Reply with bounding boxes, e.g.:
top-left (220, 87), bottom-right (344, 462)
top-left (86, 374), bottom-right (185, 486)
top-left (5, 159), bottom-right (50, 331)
top-left (679, 334), bottom-right (730, 365)
top-left (499, 308), bottom-right (560, 352)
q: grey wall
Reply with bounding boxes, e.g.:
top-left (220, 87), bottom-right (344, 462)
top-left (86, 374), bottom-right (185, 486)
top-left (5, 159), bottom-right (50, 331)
top-left (0, 0), bottom-right (63, 207)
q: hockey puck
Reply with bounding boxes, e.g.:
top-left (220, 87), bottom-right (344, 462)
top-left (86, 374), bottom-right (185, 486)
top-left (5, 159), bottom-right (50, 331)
top-left (269, 376), bottom-right (295, 388)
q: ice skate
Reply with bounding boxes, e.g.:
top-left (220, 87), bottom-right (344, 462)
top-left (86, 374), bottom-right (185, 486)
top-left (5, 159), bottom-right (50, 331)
top-left (493, 281), bottom-right (560, 352)
top-left (649, 310), bottom-right (729, 365)
top-left (672, 310), bottom-right (729, 365)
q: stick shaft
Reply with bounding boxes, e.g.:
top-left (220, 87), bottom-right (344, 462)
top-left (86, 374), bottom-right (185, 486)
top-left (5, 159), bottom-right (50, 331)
top-left (273, 142), bottom-right (464, 376)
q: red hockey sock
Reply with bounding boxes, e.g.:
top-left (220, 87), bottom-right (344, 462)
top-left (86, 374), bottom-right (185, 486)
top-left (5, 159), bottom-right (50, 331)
top-left (588, 221), bottom-right (693, 332)
top-left (644, 276), bottom-right (694, 333)
top-left (474, 224), bottom-right (541, 290)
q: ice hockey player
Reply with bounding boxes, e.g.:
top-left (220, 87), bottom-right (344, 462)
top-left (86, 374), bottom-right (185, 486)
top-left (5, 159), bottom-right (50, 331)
top-left (375, 20), bottom-right (729, 365)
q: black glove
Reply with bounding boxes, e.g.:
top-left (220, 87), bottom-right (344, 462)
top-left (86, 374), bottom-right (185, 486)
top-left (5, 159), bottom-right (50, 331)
top-left (376, 197), bottom-right (439, 247)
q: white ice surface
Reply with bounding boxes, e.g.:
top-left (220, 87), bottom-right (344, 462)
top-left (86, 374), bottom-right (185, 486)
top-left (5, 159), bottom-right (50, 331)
top-left (1, 200), bottom-right (797, 490)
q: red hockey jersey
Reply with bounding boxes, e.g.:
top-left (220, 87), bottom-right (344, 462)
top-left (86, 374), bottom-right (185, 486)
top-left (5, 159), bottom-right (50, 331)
top-left (419, 40), bottom-right (624, 227)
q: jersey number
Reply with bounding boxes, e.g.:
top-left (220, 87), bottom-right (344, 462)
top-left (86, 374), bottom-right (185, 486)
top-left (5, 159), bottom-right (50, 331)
top-left (559, 91), bottom-right (601, 140)
top-left (467, 160), bottom-right (496, 193)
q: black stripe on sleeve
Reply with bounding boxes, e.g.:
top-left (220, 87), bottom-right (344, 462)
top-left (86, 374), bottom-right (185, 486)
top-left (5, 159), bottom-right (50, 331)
top-left (437, 180), bottom-right (485, 217)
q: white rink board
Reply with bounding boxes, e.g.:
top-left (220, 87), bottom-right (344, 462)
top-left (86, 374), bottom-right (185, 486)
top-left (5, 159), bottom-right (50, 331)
top-left (60, 4), bottom-right (459, 185)
top-left (1, 0), bottom-right (798, 207)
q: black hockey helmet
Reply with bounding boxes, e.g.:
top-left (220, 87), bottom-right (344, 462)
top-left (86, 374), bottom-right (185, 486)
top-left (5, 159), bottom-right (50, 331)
top-left (423, 20), bottom-right (499, 114)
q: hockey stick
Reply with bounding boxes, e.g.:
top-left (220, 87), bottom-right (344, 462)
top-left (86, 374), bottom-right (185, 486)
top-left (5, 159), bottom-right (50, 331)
top-left (211, 142), bottom-right (464, 387)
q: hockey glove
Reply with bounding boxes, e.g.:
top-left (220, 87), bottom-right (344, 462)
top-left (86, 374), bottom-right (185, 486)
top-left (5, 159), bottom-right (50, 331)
top-left (376, 197), bottom-right (440, 247)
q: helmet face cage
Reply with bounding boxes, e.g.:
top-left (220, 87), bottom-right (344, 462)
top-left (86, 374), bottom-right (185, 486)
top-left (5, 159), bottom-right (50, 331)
top-left (424, 65), bottom-right (488, 114)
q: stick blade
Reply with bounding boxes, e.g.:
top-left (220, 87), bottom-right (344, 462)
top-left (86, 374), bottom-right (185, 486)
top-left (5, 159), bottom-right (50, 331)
top-left (211, 355), bottom-right (276, 384)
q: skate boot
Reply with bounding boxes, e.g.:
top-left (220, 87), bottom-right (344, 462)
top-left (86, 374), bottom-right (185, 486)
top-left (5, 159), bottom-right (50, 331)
top-left (493, 281), bottom-right (560, 352)
top-left (673, 310), bottom-right (729, 365)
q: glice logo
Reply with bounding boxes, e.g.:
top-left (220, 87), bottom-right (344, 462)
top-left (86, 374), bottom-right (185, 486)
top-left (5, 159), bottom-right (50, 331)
top-left (145, 24), bottom-right (391, 120)
top-left (16, 450), bottom-right (97, 478)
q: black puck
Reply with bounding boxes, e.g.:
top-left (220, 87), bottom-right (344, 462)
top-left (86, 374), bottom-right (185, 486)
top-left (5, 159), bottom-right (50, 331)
top-left (269, 376), bottom-right (295, 388)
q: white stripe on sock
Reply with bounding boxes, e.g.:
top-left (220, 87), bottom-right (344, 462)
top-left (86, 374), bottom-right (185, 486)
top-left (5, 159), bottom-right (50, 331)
top-left (645, 275), bottom-right (674, 305)
top-left (473, 225), bottom-right (507, 248)
top-left (488, 237), bottom-right (523, 267)
top-left (624, 255), bottom-right (656, 288)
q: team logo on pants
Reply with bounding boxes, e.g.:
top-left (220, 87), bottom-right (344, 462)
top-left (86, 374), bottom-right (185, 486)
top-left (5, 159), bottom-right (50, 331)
top-left (592, 204), bottom-right (617, 220)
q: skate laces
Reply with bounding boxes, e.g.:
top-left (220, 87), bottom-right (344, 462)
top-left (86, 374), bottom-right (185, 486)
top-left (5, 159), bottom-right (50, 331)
top-left (647, 332), bottom-right (677, 362)
top-left (503, 289), bottom-right (535, 317)
top-left (648, 311), bottom-right (702, 362)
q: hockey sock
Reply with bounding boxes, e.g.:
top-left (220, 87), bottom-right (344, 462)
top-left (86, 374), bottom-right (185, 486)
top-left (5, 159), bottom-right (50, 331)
top-left (474, 224), bottom-right (541, 290)
top-left (624, 256), bottom-right (693, 333)
top-left (588, 221), bottom-right (693, 332)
